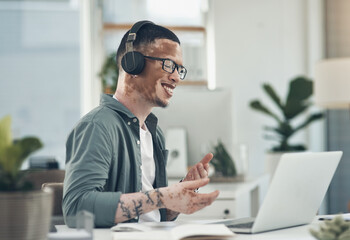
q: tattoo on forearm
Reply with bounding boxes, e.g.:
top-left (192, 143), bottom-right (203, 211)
top-left (119, 200), bottom-right (131, 219)
top-left (144, 191), bottom-right (155, 205)
top-left (132, 199), bottom-right (144, 218)
top-left (155, 189), bottom-right (164, 207)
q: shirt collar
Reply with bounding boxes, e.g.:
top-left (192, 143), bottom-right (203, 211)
top-left (100, 94), bottom-right (158, 131)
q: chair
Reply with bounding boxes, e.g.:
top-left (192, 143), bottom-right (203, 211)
top-left (41, 182), bottom-right (64, 216)
top-left (23, 169), bottom-right (65, 190)
top-left (24, 169), bottom-right (66, 225)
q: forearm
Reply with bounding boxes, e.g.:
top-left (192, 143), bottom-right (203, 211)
top-left (115, 189), bottom-right (165, 223)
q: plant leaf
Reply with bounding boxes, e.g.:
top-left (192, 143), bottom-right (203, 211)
top-left (211, 140), bottom-right (237, 177)
top-left (1, 145), bottom-right (22, 177)
top-left (284, 76), bottom-right (313, 119)
top-left (293, 113), bottom-right (324, 133)
top-left (250, 100), bottom-right (282, 123)
top-left (0, 115), bottom-right (12, 151)
top-left (263, 83), bottom-right (284, 111)
top-left (13, 137), bottom-right (43, 170)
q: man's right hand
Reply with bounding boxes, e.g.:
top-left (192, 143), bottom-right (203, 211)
top-left (159, 178), bottom-right (219, 214)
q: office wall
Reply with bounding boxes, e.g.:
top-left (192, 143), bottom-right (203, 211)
top-left (150, 0), bottom-right (324, 176)
top-left (209, 0), bottom-right (324, 176)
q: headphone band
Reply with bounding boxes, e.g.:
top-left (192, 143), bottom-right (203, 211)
top-left (121, 20), bottom-right (155, 75)
top-left (126, 20), bottom-right (154, 52)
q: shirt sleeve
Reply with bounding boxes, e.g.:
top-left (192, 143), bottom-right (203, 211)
top-left (62, 121), bottom-right (121, 227)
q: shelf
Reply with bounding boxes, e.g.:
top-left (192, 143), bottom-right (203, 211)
top-left (103, 23), bottom-right (205, 32)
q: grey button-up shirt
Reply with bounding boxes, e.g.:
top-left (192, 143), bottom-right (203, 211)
top-left (63, 94), bottom-right (169, 227)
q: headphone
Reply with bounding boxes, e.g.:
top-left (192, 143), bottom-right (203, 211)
top-left (121, 20), bottom-right (155, 75)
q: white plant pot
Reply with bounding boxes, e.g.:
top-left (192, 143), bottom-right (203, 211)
top-left (265, 152), bottom-right (284, 181)
top-left (0, 189), bottom-right (53, 240)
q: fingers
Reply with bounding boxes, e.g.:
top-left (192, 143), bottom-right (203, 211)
top-left (180, 178), bottom-right (210, 190)
top-left (197, 163), bottom-right (208, 178)
top-left (186, 190), bottom-right (220, 214)
top-left (196, 190), bottom-right (220, 206)
top-left (200, 153), bottom-right (213, 165)
top-left (186, 163), bottom-right (208, 181)
top-left (203, 163), bottom-right (210, 173)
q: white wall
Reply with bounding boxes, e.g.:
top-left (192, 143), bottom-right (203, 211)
top-left (209, 0), bottom-right (324, 176)
top-left (153, 87), bottom-right (233, 168)
top-left (152, 0), bottom-right (324, 176)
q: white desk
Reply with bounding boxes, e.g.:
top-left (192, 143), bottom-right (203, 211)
top-left (55, 215), bottom-right (334, 240)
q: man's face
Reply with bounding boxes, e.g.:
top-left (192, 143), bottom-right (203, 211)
top-left (125, 39), bottom-right (183, 108)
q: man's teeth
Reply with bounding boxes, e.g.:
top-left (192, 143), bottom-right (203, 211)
top-left (163, 85), bottom-right (173, 94)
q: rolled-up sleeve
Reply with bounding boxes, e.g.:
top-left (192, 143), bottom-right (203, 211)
top-left (63, 121), bottom-right (120, 227)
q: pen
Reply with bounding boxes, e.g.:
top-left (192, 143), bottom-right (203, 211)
top-left (318, 217), bottom-right (350, 222)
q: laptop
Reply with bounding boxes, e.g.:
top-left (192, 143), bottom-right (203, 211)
top-left (222, 151), bottom-right (343, 234)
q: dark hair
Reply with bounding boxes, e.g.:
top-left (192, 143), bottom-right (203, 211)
top-left (116, 22), bottom-right (180, 69)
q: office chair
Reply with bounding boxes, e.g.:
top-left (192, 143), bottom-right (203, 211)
top-left (23, 169), bottom-right (65, 190)
top-left (41, 182), bottom-right (64, 216)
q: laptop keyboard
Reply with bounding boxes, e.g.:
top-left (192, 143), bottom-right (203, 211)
top-left (227, 221), bottom-right (255, 229)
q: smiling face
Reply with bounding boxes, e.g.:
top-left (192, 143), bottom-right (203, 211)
top-left (125, 39), bottom-right (183, 108)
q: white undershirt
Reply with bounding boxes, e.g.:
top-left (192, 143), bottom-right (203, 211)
top-left (138, 125), bottom-right (161, 222)
top-left (112, 95), bottom-right (160, 222)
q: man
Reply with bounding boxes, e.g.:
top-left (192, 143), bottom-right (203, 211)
top-left (63, 21), bottom-right (219, 228)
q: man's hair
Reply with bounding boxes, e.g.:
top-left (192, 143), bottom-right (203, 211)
top-left (116, 23), bottom-right (180, 70)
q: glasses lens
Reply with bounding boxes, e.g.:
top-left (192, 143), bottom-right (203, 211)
top-left (163, 60), bottom-right (175, 73)
top-left (178, 66), bottom-right (187, 80)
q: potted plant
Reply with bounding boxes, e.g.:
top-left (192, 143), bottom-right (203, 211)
top-left (210, 140), bottom-right (240, 182)
top-left (0, 115), bottom-right (53, 240)
top-left (249, 76), bottom-right (324, 177)
top-left (99, 52), bottom-right (119, 94)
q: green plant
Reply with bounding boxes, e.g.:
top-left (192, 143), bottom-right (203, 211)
top-left (310, 215), bottom-right (350, 240)
top-left (211, 140), bottom-right (237, 177)
top-left (99, 52), bottom-right (119, 94)
top-left (0, 115), bottom-right (43, 191)
top-left (249, 76), bottom-right (324, 152)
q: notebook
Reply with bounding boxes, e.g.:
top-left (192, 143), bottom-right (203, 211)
top-left (222, 151), bottom-right (343, 234)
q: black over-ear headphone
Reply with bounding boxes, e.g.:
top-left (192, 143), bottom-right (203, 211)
top-left (121, 20), bottom-right (154, 75)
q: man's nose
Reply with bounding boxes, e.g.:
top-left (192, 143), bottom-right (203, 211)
top-left (169, 69), bottom-right (181, 83)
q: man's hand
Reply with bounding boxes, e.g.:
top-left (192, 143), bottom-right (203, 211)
top-left (183, 153), bottom-right (212, 181)
top-left (160, 178), bottom-right (219, 214)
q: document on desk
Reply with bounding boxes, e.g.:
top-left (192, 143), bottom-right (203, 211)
top-left (111, 222), bottom-right (235, 240)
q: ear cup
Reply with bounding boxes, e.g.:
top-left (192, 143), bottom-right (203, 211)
top-left (121, 51), bottom-right (145, 75)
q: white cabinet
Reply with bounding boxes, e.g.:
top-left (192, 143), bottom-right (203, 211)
top-left (168, 175), bottom-right (269, 221)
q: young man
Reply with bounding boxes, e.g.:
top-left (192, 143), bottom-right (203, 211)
top-left (63, 21), bottom-right (219, 227)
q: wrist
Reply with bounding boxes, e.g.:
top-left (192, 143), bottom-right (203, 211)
top-left (152, 188), bottom-right (166, 209)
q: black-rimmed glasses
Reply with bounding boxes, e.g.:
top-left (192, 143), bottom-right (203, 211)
top-left (144, 56), bottom-right (187, 80)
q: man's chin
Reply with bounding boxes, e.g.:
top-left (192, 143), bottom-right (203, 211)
top-left (155, 98), bottom-right (169, 108)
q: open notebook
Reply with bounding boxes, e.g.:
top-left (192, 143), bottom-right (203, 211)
top-left (111, 222), bottom-right (235, 240)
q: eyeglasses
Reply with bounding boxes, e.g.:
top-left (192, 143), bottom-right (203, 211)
top-left (144, 56), bottom-right (187, 80)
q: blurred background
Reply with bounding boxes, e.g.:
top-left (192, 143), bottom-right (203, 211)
top-left (0, 0), bottom-right (349, 215)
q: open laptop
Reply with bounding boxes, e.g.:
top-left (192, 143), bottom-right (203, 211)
top-left (222, 151), bottom-right (343, 234)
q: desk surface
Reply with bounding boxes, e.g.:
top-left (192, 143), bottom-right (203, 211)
top-left (56, 214), bottom-right (349, 240)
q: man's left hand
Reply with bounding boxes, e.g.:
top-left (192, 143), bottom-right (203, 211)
top-left (183, 153), bottom-right (213, 181)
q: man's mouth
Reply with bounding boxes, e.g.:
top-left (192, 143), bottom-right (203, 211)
top-left (161, 83), bottom-right (175, 96)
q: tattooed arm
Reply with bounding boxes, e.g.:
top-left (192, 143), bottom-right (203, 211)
top-left (115, 189), bottom-right (164, 223)
top-left (114, 178), bottom-right (219, 223)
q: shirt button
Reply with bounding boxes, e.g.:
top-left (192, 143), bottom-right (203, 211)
top-left (133, 118), bottom-right (137, 123)
top-left (127, 122), bottom-right (131, 125)
top-left (137, 140), bottom-right (140, 145)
